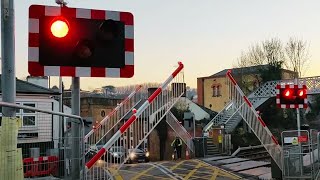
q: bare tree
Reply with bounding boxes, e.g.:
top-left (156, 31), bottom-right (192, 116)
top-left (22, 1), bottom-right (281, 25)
top-left (285, 37), bottom-right (310, 78)
top-left (262, 38), bottom-right (286, 66)
top-left (234, 38), bottom-right (287, 93)
top-left (247, 44), bottom-right (266, 66)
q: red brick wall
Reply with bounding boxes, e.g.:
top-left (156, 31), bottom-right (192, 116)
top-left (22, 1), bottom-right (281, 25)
top-left (148, 130), bottom-right (160, 161)
top-left (149, 127), bottom-right (192, 161)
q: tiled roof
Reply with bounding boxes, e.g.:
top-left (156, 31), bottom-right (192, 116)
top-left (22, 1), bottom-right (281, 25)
top-left (209, 65), bottom-right (269, 78)
top-left (0, 75), bottom-right (59, 95)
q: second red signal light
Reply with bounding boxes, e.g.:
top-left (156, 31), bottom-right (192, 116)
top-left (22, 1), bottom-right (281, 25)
top-left (297, 89), bottom-right (306, 97)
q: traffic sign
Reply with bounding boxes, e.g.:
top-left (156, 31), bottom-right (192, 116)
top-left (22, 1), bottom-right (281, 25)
top-left (28, 5), bottom-right (134, 78)
top-left (292, 137), bottom-right (298, 145)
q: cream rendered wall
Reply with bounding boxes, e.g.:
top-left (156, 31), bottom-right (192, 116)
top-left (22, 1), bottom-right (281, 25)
top-left (203, 77), bottom-right (229, 112)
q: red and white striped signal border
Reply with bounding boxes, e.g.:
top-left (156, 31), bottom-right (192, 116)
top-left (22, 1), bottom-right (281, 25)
top-left (276, 84), bottom-right (308, 109)
top-left (28, 5), bottom-right (134, 78)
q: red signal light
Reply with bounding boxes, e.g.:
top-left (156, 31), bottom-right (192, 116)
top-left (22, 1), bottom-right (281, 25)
top-left (298, 89), bottom-right (305, 97)
top-left (283, 89), bottom-right (292, 97)
top-left (50, 18), bottom-right (69, 38)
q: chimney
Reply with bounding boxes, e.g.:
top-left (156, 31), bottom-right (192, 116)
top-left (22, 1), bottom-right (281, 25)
top-left (26, 76), bottom-right (49, 88)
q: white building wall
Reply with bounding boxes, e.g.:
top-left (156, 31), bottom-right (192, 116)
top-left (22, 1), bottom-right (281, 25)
top-left (15, 97), bottom-right (54, 144)
top-left (1, 96), bottom-right (55, 144)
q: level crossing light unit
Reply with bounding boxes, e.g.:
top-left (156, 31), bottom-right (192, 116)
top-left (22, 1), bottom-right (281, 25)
top-left (28, 5), bottom-right (134, 78)
top-left (276, 84), bottom-right (307, 109)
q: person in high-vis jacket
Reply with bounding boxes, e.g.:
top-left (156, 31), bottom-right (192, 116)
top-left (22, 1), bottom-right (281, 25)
top-left (171, 136), bottom-right (182, 159)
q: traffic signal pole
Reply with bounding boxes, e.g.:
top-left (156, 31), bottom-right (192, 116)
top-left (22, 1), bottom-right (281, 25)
top-left (71, 77), bottom-right (81, 179)
top-left (1, 0), bottom-right (22, 179)
top-left (53, 1), bottom-right (81, 178)
top-left (295, 78), bottom-right (303, 176)
top-left (1, 0), bottom-right (16, 117)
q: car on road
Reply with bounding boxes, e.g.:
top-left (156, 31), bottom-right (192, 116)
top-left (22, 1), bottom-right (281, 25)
top-left (127, 148), bottom-right (150, 163)
top-left (104, 146), bottom-right (126, 163)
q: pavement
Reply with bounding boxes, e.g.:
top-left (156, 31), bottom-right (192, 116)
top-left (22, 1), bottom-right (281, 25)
top-left (111, 159), bottom-right (241, 180)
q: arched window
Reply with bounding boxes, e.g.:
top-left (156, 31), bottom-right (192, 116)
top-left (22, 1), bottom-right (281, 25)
top-left (217, 85), bottom-right (221, 96)
top-left (212, 83), bottom-right (222, 97)
top-left (212, 86), bottom-right (216, 97)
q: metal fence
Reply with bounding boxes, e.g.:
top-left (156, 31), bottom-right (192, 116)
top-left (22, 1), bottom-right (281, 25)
top-left (0, 101), bottom-right (85, 180)
top-left (281, 130), bottom-right (319, 179)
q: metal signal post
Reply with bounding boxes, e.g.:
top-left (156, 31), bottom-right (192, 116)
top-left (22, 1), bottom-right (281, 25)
top-left (1, 0), bottom-right (16, 117)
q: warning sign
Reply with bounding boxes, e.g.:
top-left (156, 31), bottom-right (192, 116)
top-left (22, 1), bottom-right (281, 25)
top-left (218, 135), bottom-right (222, 143)
top-left (292, 137), bottom-right (298, 145)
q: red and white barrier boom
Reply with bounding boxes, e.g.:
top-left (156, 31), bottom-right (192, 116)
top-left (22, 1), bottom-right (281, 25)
top-left (84, 85), bottom-right (142, 153)
top-left (226, 70), bottom-right (282, 169)
top-left (85, 62), bottom-right (184, 179)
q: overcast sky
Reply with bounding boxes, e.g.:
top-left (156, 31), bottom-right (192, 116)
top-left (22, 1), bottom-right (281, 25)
top-left (9, 0), bottom-right (320, 90)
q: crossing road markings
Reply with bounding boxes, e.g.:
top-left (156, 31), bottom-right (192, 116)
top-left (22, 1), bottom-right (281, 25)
top-left (210, 168), bottom-right (219, 180)
top-left (131, 165), bottom-right (155, 180)
top-left (195, 159), bottom-right (242, 179)
top-left (151, 163), bottom-right (182, 180)
top-left (117, 163), bottom-right (175, 180)
top-left (170, 160), bottom-right (186, 170)
top-left (183, 162), bottom-right (202, 180)
top-left (163, 159), bottom-right (241, 180)
top-left (107, 167), bottom-right (123, 180)
top-left (106, 160), bottom-right (242, 180)
top-left (120, 169), bottom-right (172, 180)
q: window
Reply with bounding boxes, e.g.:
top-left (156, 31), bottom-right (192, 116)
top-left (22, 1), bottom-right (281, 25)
top-left (101, 110), bottom-right (106, 117)
top-left (0, 102), bottom-right (37, 127)
top-left (217, 85), bottom-right (221, 96)
top-left (23, 116), bottom-right (36, 126)
top-left (23, 103), bottom-right (35, 113)
top-left (212, 86), bottom-right (217, 97)
top-left (18, 132), bottom-right (38, 139)
top-left (212, 84), bottom-right (222, 97)
top-left (16, 103), bottom-right (21, 113)
top-left (21, 103), bottom-right (37, 127)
